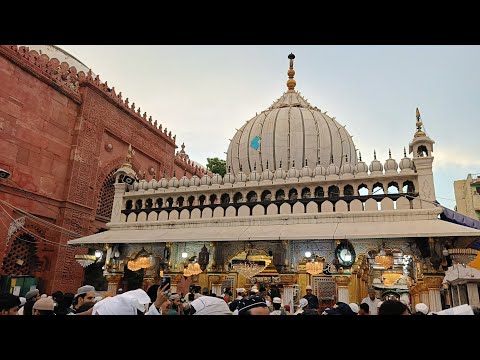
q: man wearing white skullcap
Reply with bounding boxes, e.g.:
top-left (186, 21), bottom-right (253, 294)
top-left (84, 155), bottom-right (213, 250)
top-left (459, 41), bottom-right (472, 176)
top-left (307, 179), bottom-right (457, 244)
top-left (294, 298), bottom-right (309, 315)
top-left (269, 297), bottom-right (286, 315)
top-left (414, 303), bottom-right (429, 315)
top-left (349, 303), bottom-right (359, 314)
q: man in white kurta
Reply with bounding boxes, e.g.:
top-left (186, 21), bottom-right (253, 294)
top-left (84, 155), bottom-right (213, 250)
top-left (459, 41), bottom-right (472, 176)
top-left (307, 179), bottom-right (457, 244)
top-left (361, 288), bottom-right (381, 315)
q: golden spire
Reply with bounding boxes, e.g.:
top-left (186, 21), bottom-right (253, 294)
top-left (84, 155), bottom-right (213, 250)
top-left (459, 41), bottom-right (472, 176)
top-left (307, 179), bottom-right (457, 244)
top-left (287, 53), bottom-right (296, 91)
top-left (414, 107), bottom-right (426, 137)
top-left (122, 144), bottom-right (135, 168)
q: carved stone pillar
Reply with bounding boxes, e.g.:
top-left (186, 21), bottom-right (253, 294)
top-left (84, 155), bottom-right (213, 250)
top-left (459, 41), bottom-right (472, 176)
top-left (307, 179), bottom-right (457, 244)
top-left (105, 274), bottom-right (123, 296)
top-left (467, 283), bottom-right (480, 307)
top-left (209, 274), bottom-right (225, 296)
top-left (111, 183), bottom-right (127, 223)
top-left (425, 276), bottom-right (443, 313)
top-left (334, 276), bottom-right (351, 304)
top-left (451, 285), bottom-right (459, 307)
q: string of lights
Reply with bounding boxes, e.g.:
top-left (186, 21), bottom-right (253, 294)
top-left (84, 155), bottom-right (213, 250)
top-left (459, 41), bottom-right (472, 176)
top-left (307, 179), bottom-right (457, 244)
top-left (0, 199), bottom-right (83, 238)
top-left (0, 203), bottom-right (74, 248)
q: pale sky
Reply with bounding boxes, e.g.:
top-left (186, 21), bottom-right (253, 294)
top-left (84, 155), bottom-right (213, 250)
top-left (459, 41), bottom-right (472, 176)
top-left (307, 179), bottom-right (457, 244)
top-left (58, 45), bottom-right (480, 209)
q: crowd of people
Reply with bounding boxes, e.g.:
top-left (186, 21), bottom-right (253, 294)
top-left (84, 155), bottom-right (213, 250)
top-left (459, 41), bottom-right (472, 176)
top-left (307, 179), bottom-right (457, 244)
top-left (1, 283), bottom-right (477, 315)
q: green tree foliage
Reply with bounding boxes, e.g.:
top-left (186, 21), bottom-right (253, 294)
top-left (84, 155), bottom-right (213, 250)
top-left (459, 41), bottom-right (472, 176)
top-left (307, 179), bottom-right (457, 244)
top-left (206, 157), bottom-right (226, 176)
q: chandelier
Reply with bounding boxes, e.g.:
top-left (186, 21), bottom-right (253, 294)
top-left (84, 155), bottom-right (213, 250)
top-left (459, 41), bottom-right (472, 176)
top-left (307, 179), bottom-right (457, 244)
top-left (127, 247), bottom-right (155, 271)
top-left (232, 259), bottom-right (266, 279)
top-left (75, 254), bottom-right (97, 268)
top-left (448, 248), bottom-right (479, 265)
top-left (306, 255), bottom-right (325, 275)
top-left (375, 243), bottom-right (394, 269)
top-left (183, 262), bottom-right (202, 277)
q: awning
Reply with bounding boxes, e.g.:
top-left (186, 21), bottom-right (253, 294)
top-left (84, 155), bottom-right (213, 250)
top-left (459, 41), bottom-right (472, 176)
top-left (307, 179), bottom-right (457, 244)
top-left (68, 219), bottom-right (480, 245)
top-left (440, 207), bottom-right (480, 230)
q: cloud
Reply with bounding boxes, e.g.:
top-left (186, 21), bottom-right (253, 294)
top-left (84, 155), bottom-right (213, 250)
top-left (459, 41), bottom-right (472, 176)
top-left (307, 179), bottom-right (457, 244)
top-left (434, 148), bottom-right (480, 169)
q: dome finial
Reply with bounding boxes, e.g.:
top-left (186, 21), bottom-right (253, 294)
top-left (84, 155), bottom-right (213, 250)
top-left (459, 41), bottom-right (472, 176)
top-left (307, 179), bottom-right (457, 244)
top-left (305, 158), bottom-right (308, 167)
top-left (292, 159), bottom-right (295, 168)
top-left (359, 151), bottom-right (362, 162)
top-left (404, 147), bottom-right (407, 157)
top-left (253, 162), bottom-right (256, 171)
top-left (266, 160), bottom-right (269, 169)
top-left (389, 149), bottom-right (392, 158)
top-left (414, 107), bottom-right (426, 137)
top-left (286, 53), bottom-right (296, 92)
top-left (374, 150), bottom-right (377, 160)
top-left (330, 154), bottom-right (334, 164)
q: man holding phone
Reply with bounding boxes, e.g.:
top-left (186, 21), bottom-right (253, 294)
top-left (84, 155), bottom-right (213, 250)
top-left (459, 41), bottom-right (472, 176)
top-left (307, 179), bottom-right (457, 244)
top-left (145, 282), bottom-right (170, 315)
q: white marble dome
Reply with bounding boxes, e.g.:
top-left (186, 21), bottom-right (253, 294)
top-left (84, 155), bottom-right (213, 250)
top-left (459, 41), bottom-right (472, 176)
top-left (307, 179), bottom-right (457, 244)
top-left (399, 148), bottom-right (414, 171)
top-left (226, 55), bottom-right (357, 176)
top-left (384, 150), bottom-right (399, 172)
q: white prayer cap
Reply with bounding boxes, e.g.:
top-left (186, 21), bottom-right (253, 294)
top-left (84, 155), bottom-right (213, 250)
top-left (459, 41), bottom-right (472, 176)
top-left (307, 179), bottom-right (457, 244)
top-left (306, 285), bottom-right (313, 290)
top-left (190, 296), bottom-right (232, 315)
top-left (93, 289), bottom-right (151, 315)
top-left (349, 303), bottom-right (359, 313)
top-left (236, 288), bottom-right (246, 293)
top-left (299, 298), bottom-right (308, 308)
top-left (415, 303), bottom-right (429, 315)
top-left (40, 294), bottom-right (47, 299)
top-left (19, 297), bottom-right (26, 306)
top-left (273, 297), bottom-right (282, 304)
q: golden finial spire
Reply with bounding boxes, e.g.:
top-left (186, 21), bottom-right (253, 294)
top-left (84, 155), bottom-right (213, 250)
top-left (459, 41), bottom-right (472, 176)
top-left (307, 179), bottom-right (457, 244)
top-left (414, 107), bottom-right (426, 137)
top-left (287, 53), bottom-right (296, 91)
top-left (122, 144), bottom-right (135, 168)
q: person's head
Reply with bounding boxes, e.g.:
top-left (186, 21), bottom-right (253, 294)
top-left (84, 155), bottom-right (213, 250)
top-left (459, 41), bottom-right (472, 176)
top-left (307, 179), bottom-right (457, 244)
top-left (349, 303), bottom-right (359, 314)
top-left (73, 285), bottom-right (96, 309)
top-left (169, 294), bottom-right (181, 308)
top-left (63, 292), bottom-right (74, 308)
top-left (25, 289), bottom-right (40, 303)
top-left (359, 302), bottom-right (370, 315)
top-left (368, 288), bottom-right (376, 300)
top-left (284, 304), bottom-right (291, 313)
top-left (189, 296), bottom-right (232, 315)
top-left (306, 285), bottom-right (313, 294)
top-left (146, 284), bottom-right (160, 303)
top-left (116, 288), bottom-right (123, 295)
top-left (272, 297), bottom-right (282, 310)
top-left (0, 293), bottom-right (20, 315)
top-left (414, 303), bottom-right (429, 315)
top-left (52, 291), bottom-right (64, 304)
top-left (33, 297), bottom-right (55, 315)
top-left (298, 298), bottom-right (309, 310)
top-left (378, 300), bottom-right (410, 315)
top-left (237, 295), bottom-right (270, 315)
top-left (302, 308), bottom-right (319, 315)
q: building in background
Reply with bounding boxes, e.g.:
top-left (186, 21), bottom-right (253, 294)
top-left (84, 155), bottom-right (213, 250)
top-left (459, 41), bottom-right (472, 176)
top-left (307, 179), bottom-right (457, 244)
top-left (454, 174), bottom-right (480, 220)
top-left (0, 45), bottom-right (205, 294)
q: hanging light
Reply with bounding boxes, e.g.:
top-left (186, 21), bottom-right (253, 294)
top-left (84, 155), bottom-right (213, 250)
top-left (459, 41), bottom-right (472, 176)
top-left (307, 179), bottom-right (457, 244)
top-left (305, 251), bottom-right (312, 258)
top-left (198, 244), bottom-right (210, 271)
top-left (75, 254), bottom-right (97, 268)
top-left (375, 246), bottom-right (394, 269)
top-left (127, 247), bottom-right (154, 271)
top-left (94, 249), bottom-right (103, 259)
top-left (305, 255), bottom-right (324, 275)
top-left (182, 252), bottom-right (188, 259)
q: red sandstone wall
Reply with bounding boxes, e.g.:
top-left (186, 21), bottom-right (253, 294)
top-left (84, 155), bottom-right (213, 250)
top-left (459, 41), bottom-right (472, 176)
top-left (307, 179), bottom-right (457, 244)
top-left (0, 45), bottom-right (195, 294)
